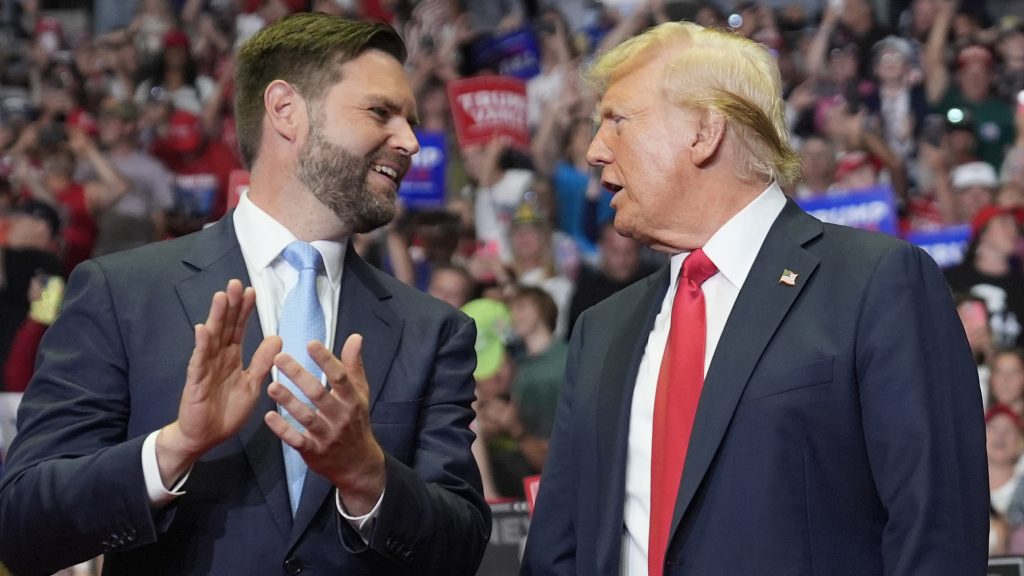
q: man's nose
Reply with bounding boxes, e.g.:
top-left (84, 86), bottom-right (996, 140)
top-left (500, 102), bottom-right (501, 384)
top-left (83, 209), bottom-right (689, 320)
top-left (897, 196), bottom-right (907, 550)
top-left (393, 119), bottom-right (420, 156)
top-left (586, 130), bottom-right (612, 166)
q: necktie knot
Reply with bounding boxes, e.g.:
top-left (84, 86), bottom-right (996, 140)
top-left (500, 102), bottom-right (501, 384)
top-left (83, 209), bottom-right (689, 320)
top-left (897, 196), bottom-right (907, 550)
top-left (281, 241), bottom-right (324, 274)
top-left (682, 249), bottom-right (717, 287)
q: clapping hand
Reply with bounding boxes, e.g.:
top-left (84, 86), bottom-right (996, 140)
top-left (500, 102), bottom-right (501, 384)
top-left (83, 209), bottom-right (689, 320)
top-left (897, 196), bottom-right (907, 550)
top-left (156, 280), bottom-right (282, 488)
top-left (265, 334), bottom-right (386, 516)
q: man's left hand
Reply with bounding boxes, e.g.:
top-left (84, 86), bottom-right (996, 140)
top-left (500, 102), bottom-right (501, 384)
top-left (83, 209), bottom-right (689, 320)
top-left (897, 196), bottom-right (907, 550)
top-left (265, 334), bottom-right (386, 516)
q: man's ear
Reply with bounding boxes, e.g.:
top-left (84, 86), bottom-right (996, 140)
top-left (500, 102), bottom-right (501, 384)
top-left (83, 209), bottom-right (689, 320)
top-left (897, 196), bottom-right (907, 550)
top-left (691, 108), bottom-right (726, 167)
top-left (263, 79), bottom-right (305, 145)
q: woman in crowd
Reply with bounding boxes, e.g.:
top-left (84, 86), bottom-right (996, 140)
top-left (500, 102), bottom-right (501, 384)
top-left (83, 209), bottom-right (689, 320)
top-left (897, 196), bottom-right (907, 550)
top-left (991, 348), bottom-right (1024, 417)
top-left (987, 405), bottom-right (1023, 516)
top-left (133, 28), bottom-right (213, 117)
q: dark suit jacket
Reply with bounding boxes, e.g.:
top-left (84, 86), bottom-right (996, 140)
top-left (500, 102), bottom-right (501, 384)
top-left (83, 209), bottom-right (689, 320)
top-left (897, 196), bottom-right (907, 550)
top-left (522, 201), bottom-right (988, 576)
top-left (0, 215), bottom-right (490, 575)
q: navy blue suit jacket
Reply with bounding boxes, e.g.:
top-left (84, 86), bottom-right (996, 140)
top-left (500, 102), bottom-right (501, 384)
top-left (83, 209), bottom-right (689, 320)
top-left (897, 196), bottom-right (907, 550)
top-left (0, 215), bottom-right (490, 575)
top-left (522, 201), bottom-right (988, 575)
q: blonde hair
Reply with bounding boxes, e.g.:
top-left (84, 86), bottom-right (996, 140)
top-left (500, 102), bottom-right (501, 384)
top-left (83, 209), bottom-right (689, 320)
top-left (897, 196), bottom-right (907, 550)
top-left (584, 22), bottom-right (801, 186)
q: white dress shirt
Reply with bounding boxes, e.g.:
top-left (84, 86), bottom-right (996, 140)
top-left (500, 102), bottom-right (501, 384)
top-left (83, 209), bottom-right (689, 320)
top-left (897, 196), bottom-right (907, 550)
top-left (621, 183), bottom-right (787, 575)
top-left (141, 191), bottom-right (381, 536)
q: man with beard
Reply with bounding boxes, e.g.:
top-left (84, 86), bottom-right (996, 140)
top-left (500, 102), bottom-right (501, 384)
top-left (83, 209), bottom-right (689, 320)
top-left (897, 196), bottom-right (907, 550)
top-left (0, 14), bottom-right (490, 576)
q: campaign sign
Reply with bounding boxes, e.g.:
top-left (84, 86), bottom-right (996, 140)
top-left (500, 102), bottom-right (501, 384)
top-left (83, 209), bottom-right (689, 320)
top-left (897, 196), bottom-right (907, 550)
top-left (796, 186), bottom-right (898, 236)
top-left (174, 173), bottom-right (219, 217)
top-left (579, 21), bottom-right (615, 55)
top-left (448, 76), bottom-right (529, 150)
top-left (523, 475), bottom-right (541, 517)
top-left (399, 131), bottom-right (446, 209)
top-left (469, 27), bottom-right (542, 80)
top-left (226, 169), bottom-right (249, 211)
top-left (989, 556), bottom-right (1024, 576)
top-left (904, 225), bottom-right (972, 269)
top-left (478, 500), bottom-right (530, 576)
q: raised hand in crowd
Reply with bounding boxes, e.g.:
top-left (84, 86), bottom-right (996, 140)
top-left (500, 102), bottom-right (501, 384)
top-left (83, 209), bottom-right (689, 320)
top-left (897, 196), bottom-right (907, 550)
top-left (924, 0), bottom-right (958, 104)
top-left (531, 73), bottom-right (583, 178)
top-left (66, 126), bottom-right (130, 213)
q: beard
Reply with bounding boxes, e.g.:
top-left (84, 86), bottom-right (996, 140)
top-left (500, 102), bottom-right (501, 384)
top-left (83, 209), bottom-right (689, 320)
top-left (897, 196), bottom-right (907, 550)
top-left (296, 122), bottom-right (398, 234)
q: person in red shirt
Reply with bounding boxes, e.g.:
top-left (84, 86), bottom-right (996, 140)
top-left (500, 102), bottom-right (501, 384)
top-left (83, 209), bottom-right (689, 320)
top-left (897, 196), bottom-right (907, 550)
top-left (151, 109), bottom-right (241, 236)
top-left (10, 125), bottom-right (128, 274)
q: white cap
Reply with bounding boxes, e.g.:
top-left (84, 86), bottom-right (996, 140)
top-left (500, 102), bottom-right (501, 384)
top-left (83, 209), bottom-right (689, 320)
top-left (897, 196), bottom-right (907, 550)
top-left (952, 161), bottom-right (998, 189)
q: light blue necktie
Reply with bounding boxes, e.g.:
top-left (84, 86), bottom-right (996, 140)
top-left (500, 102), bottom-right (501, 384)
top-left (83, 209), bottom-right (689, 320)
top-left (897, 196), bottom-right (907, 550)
top-left (277, 241), bottom-right (326, 515)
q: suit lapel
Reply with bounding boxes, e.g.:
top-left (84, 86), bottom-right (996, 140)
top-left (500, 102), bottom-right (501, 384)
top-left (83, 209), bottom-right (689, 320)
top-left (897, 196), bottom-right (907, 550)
top-left (595, 267), bottom-right (670, 574)
top-left (668, 201), bottom-right (822, 544)
top-left (174, 216), bottom-right (292, 539)
top-left (289, 244), bottom-right (402, 544)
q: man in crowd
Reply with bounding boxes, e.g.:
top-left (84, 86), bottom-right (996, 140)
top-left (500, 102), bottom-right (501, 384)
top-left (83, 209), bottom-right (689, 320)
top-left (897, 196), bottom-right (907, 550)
top-left (152, 108), bottom-right (241, 237)
top-left (568, 221), bottom-right (645, 331)
top-left (0, 14), bottom-right (489, 575)
top-left (925, 1), bottom-right (1014, 170)
top-left (524, 21), bottom-right (987, 576)
top-left (80, 100), bottom-right (175, 255)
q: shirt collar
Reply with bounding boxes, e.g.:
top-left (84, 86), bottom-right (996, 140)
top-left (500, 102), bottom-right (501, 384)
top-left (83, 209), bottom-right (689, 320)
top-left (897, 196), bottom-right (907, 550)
top-left (232, 191), bottom-right (347, 286)
top-left (669, 181), bottom-right (787, 290)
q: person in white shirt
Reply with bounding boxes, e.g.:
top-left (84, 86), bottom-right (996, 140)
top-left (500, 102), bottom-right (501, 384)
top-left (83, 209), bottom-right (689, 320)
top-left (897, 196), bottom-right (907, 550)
top-left (0, 14), bottom-right (488, 575)
top-left (523, 20), bottom-right (987, 576)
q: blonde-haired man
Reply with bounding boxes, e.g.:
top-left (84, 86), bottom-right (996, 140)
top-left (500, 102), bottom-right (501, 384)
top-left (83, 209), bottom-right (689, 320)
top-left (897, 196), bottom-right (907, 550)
top-left (523, 22), bottom-right (987, 576)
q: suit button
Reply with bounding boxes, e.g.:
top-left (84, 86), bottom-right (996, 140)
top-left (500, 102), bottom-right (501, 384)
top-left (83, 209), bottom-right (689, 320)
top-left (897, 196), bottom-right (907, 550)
top-left (283, 557), bottom-right (303, 575)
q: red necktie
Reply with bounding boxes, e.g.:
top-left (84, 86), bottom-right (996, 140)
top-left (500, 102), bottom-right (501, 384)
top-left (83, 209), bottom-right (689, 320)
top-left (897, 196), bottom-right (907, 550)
top-left (649, 249), bottom-right (718, 576)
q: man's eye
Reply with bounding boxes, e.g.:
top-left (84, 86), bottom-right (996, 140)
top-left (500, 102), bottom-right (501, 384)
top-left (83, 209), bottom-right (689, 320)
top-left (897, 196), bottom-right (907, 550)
top-left (371, 108), bottom-right (390, 120)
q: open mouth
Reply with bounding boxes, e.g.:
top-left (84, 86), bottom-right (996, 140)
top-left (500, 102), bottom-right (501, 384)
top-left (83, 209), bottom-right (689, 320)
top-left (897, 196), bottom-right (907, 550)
top-left (372, 164), bottom-right (399, 183)
top-left (602, 180), bottom-right (624, 193)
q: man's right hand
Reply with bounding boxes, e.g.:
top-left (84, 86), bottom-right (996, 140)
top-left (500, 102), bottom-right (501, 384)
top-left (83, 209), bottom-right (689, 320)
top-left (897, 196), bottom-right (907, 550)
top-left (155, 279), bottom-right (282, 488)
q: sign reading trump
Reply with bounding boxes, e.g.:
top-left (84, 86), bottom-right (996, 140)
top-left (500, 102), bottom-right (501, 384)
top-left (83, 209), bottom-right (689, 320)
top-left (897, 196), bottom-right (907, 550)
top-left (447, 76), bottom-right (529, 151)
top-left (796, 186), bottom-right (898, 236)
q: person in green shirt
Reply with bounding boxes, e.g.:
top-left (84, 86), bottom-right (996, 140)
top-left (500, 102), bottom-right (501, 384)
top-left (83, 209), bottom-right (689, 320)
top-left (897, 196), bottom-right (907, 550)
top-left (924, 3), bottom-right (1015, 169)
top-left (508, 286), bottom-right (569, 472)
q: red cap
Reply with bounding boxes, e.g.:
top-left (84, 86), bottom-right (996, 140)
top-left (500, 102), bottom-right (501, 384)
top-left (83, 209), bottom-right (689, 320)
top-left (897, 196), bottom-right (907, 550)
top-left (67, 108), bottom-right (98, 136)
top-left (957, 45), bottom-right (993, 69)
top-left (971, 204), bottom-right (1024, 238)
top-left (164, 110), bottom-right (202, 153)
top-left (986, 404), bottom-right (1023, 430)
top-left (164, 29), bottom-right (190, 50)
top-left (34, 17), bottom-right (63, 36)
top-left (834, 150), bottom-right (880, 181)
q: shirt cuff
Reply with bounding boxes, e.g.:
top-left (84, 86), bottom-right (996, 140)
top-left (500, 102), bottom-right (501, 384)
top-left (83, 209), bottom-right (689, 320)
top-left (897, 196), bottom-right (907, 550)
top-left (335, 488), bottom-right (384, 541)
top-left (142, 429), bottom-right (191, 507)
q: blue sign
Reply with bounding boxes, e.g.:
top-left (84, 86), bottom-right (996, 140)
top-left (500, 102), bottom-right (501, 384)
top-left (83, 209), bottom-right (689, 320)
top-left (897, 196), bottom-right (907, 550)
top-left (470, 27), bottom-right (542, 80)
top-left (904, 225), bottom-right (972, 269)
top-left (399, 130), bottom-right (447, 209)
top-left (796, 186), bottom-right (898, 235)
top-left (579, 22), bottom-right (614, 56)
top-left (174, 173), bottom-right (219, 217)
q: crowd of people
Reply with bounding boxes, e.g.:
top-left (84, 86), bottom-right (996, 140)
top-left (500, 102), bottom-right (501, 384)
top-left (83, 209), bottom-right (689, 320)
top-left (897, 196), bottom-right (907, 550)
top-left (1, 0), bottom-right (1024, 565)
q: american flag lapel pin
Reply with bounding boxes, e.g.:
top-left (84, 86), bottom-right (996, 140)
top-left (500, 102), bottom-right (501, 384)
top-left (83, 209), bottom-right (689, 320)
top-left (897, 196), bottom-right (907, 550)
top-left (779, 269), bottom-right (798, 286)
